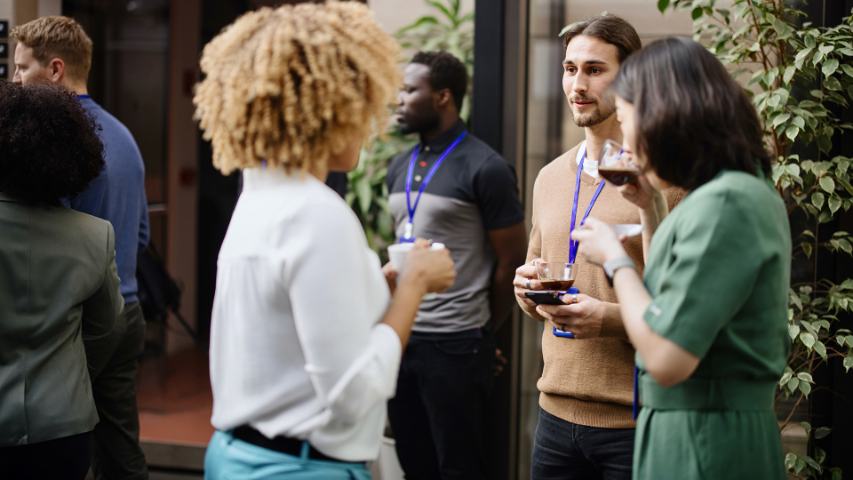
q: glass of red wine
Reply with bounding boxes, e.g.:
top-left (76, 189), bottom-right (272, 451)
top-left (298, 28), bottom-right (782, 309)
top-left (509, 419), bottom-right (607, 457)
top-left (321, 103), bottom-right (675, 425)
top-left (535, 261), bottom-right (575, 292)
top-left (598, 139), bottom-right (639, 186)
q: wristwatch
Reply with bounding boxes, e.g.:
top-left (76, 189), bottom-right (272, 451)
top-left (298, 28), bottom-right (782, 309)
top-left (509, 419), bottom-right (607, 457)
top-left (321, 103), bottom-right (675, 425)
top-left (603, 255), bottom-right (636, 285)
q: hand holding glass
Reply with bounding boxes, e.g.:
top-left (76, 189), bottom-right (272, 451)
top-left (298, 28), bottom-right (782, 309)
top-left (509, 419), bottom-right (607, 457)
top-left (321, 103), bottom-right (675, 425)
top-left (598, 139), bottom-right (639, 186)
top-left (535, 261), bottom-right (575, 291)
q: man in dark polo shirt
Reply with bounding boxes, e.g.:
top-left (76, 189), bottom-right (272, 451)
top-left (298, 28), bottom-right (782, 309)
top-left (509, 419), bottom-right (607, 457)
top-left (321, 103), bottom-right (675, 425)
top-left (386, 51), bottom-right (527, 480)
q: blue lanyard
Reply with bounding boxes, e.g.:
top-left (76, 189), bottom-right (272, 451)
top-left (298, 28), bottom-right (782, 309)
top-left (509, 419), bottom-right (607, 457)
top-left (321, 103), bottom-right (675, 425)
top-left (401, 130), bottom-right (467, 242)
top-left (568, 151), bottom-right (606, 263)
top-left (633, 366), bottom-right (639, 419)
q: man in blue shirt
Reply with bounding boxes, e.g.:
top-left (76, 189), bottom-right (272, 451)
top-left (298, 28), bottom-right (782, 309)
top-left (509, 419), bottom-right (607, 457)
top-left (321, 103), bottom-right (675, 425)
top-left (13, 16), bottom-right (150, 480)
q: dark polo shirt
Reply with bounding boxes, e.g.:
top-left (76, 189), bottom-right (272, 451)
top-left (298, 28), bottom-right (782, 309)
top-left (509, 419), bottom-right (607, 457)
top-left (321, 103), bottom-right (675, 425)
top-left (387, 120), bottom-right (524, 333)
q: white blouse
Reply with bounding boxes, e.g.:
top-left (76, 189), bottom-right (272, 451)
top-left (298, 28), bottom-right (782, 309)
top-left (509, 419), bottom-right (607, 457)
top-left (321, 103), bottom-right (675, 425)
top-left (209, 167), bottom-right (401, 462)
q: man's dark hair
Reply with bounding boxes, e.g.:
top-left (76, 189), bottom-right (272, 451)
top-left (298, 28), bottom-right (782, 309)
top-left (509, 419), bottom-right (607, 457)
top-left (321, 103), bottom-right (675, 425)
top-left (0, 82), bottom-right (104, 205)
top-left (561, 14), bottom-right (641, 63)
top-left (411, 51), bottom-right (468, 111)
top-left (611, 36), bottom-right (771, 191)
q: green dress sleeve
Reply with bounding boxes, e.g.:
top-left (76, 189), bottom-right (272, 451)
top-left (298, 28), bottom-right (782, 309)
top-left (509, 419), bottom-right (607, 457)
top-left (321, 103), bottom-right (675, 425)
top-left (642, 189), bottom-right (763, 358)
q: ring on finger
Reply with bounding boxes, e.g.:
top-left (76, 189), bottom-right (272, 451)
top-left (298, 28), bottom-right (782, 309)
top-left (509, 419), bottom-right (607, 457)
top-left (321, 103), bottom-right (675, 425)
top-left (571, 294), bottom-right (579, 303)
top-left (525, 279), bottom-right (531, 289)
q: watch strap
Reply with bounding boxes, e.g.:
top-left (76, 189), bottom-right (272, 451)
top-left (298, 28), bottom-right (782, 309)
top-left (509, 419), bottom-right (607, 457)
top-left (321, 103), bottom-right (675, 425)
top-left (604, 255), bottom-right (636, 285)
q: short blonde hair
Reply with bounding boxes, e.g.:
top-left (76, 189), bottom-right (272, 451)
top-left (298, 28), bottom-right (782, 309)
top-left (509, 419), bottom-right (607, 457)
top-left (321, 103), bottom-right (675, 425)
top-left (11, 16), bottom-right (93, 83)
top-left (193, 2), bottom-right (401, 175)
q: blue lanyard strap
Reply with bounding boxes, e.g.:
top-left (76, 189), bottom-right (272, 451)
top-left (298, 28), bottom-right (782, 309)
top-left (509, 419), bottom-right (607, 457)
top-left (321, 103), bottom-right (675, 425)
top-left (568, 153), bottom-right (606, 263)
top-left (402, 130), bottom-right (468, 241)
top-left (633, 366), bottom-right (639, 419)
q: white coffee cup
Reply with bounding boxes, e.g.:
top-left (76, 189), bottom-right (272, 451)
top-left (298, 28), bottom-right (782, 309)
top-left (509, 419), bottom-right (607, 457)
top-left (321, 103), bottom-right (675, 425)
top-left (387, 242), bottom-right (446, 273)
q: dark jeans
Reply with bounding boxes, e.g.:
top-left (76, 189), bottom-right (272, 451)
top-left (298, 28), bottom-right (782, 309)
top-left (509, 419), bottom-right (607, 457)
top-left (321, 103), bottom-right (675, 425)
top-left (532, 408), bottom-right (634, 480)
top-left (91, 301), bottom-right (149, 480)
top-left (388, 329), bottom-right (494, 480)
top-left (0, 432), bottom-right (92, 480)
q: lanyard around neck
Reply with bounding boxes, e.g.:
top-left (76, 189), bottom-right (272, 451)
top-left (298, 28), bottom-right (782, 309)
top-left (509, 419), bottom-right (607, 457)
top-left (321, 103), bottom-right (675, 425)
top-left (401, 130), bottom-right (467, 242)
top-left (568, 151), bottom-right (606, 263)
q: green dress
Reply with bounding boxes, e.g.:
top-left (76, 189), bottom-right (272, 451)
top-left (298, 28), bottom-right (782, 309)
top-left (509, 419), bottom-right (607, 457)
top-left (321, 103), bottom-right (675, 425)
top-left (635, 171), bottom-right (790, 479)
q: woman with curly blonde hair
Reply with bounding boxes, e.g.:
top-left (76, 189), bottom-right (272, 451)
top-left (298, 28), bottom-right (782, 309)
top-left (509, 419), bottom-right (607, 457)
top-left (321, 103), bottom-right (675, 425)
top-left (195, 3), bottom-right (455, 479)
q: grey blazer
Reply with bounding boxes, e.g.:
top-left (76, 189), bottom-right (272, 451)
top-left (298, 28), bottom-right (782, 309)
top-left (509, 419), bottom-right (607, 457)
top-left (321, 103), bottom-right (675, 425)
top-left (0, 194), bottom-right (123, 446)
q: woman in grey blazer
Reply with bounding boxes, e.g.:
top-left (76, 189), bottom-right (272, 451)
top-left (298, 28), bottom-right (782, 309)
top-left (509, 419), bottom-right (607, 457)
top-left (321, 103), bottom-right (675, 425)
top-left (0, 83), bottom-right (124, 479)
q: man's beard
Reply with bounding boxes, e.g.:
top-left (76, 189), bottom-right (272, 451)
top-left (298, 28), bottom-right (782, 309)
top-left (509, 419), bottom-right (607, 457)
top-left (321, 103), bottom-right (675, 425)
top-left (396, 110), bottom-right (441, 135)
top-left (570, 94), bottom-right (616, 127)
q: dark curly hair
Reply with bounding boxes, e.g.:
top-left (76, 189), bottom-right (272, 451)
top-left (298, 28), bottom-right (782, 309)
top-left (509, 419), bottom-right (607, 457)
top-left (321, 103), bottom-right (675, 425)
top-left (411, 51), bottom-right (468, 111)
top-left (0, 82), bottom-right (104, 205)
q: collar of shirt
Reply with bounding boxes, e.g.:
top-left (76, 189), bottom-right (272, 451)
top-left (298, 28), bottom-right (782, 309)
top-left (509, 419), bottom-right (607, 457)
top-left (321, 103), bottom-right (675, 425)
top-left (420, 119), bottom-right (466, 154)
top-left (576, 141), bottom-right (600, 178)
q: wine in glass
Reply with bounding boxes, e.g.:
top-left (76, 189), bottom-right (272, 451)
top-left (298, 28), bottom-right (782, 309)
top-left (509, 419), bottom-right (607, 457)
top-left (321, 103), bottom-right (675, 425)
top-left (598, 139), bottom-right (639, 186)
top-left (536, 261), bottom-right (575, 292)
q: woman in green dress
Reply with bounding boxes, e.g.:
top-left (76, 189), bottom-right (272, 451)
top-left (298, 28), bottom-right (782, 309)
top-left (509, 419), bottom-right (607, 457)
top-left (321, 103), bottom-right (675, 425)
top-left (569, 37), bottom-right (790, 478)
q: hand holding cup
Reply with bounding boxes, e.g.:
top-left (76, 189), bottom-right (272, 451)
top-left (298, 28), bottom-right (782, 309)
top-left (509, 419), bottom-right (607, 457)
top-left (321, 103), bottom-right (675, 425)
top-left (393, 240), bottom-right (455, 294)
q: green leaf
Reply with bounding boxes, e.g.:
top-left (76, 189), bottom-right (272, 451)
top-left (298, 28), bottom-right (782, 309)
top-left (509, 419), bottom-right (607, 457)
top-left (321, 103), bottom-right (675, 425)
top-left (783, 66), bottom-right (797, 84)
top-left (396, 15), bottom-right (440, 36)
top-left (803, 242), bottom-right (813, 258)
top-left (780, 370), bottom-right (793, 386)
top-left (796, 372), bottom-right (813, 383)
top-left (804, 455), bottom-right (822, 473)
top-left (691, 7), bottom-right (703, 20)
top-left (795, 48), bottom-right (813, 69)
top-left (842, 64), bottom-right (853, 78)
top-left (829, 196), bottom-right (842, 213)
top-left (844, 356), bottom-right (853, 372)
top-left (786, 163), bottom-right (801, 177)
top-left (795, 457), bottom-right (806, 474)
top-left (820, 176), bottom-right (836, 193)
top-left (788, 324), bottom-right (801, 340)
top-left (787, 376), bottom-right (800, 393)
top-left (657, 0), bottom-right (670, 13)
top-left (785, 125), bottom-right (799, 141)
top-left (772, 113), bottom-right (791, 129)
top-left (826, 76), bottom-right (843, 91)
top-left (800, 331), bottom-right (816, 348)
top-left (799, 381), bottom-right (812, 397)
top-left (785, 453), bottom-right (797, 470)
top-left (823, 58), bottom-right (840, 77)
top-left (815, 341), bottom-right (827, 360)
top-left (815, 427), bottom-right (832, 439)
top-left (427, 0), bottom-right (456, 23)
top-left (812, 192), bottom-right (825, 210)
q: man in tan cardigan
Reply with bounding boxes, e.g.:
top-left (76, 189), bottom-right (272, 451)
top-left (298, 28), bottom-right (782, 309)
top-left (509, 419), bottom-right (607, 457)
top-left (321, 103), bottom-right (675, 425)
top-left (514, 15), bottom-right (681, 480)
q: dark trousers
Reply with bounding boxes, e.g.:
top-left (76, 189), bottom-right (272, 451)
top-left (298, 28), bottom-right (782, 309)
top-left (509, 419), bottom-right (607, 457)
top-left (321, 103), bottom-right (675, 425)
top-left (532, 408), bottom-right (634, 480)
top-left (388, 329), bottom-right (494, 480)
top-left (91, 301), bottom-right (149, 480)
top-left (0, 432), bottom-right (92, 480)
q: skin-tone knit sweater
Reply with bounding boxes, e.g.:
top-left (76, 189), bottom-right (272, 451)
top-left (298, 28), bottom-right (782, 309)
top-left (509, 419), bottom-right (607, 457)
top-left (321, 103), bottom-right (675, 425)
top-left (527, 144), bottom-right (682, 428)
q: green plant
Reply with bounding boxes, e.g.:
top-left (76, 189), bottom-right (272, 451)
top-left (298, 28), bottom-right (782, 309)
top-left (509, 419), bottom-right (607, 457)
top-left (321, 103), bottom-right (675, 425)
top-left (347, 0), bottom-right (474, 255)
top-left (658, 1), bottom-right (853, 478)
